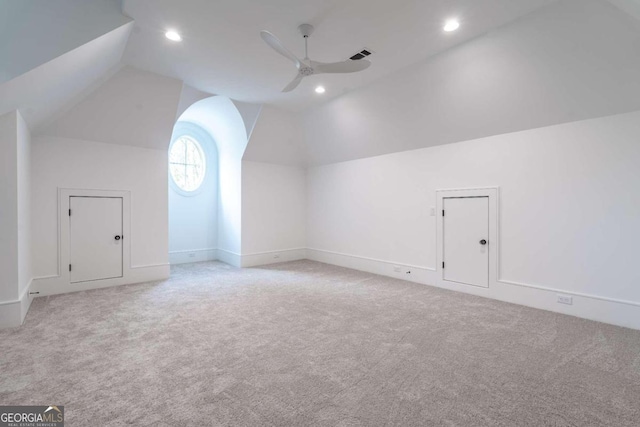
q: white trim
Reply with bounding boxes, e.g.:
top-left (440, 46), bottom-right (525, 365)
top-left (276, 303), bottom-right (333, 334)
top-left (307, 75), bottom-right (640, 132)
top-left (0, 298), bottom-right (19, 307)
top-left (307, 248), bottom-right (435, 271)
top-left (436, 187), bottom-right (499, 290)
top-left (169, 248), bottom-right (217, 265)
top-left (0, 301), bottom-right (21, 329)
top-left (216, 248), bottom-right (241, 267)
top-left (305, 247), bottom-right (640, 330)
top-left (15, 243), bottom-right (640, 330)
top-left (0, 278), bottom-right (34, 329)
top-left (131, 263), bottom-right (171, 269)
top-left (242, 248), bottom-right (306, 257)
top-left (31, 274), bottom-right (59, 281)
top-left (19, 279), bottom-right (34, 324)
top-left (435, 186), bottom-right (501, 193)
top-left (307, 248), bottom-right (436, 285)
top-left (28, 188), bottom-right (170, 297)
top-left (0, 281), bottom-right (33, 306)
top-left (241, 248), bottom-right (307, 267)
top-left (498, 277), bottom-right (640, 308)
top-left (60, 188), bottom-right (131, 284)
top-left (31, 264), bottom-right (169, 297)
top-left (169, 248), bottom-right (218, 254)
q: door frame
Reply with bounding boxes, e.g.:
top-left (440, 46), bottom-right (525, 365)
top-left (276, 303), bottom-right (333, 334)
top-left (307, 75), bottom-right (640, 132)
top-left (69, 195), bottom-right (124, 283)
top-left (436, 187), bottom-right (499, 290)
top-left (59, 189), bottom-right (131, 286)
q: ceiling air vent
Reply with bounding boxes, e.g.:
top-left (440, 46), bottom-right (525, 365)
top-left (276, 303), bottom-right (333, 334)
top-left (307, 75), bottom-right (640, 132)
top-left (350, 49), bottom-right (373, 61)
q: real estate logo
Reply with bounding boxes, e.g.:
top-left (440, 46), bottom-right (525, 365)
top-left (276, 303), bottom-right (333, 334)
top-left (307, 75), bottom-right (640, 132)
top-left (0, 405), bottom-right (64, 427)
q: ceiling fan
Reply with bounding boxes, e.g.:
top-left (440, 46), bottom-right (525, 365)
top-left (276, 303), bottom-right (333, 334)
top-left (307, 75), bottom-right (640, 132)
top-left (260, 24), bottom-right (371, 92)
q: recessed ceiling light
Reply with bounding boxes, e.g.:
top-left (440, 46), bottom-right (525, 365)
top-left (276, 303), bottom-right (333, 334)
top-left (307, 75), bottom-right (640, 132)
top-left (165, 30), bottom-right (182, 42)
top-left (315, 86), bottom-right (326, 94)
top-left (443, 20), bottom-right (460, 32)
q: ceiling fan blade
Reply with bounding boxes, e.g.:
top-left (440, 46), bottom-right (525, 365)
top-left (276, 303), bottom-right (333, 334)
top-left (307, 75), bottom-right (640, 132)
top-left (312, 59), bottom-right (371, 74)
top-left (282, 73), bottom-right (304, 92)
top-left (260, 31), bottom-right (301, 68)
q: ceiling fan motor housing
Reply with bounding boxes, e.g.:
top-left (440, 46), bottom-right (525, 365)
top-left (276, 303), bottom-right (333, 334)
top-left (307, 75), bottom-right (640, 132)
top-left (298, 24), bottom-right (314, 38)
top-left (300, 66), bottom-right (314, 76)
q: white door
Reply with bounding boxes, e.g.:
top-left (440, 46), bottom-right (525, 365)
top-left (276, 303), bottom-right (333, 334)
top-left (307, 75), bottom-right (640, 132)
top-left (70, 197), bottom-right (123, 283)
top-left (443, 197), bottom-right (489, 287)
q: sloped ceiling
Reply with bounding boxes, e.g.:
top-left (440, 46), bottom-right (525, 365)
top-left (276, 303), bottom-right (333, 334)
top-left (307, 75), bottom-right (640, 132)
top-left (42, 66), bottom-right (183, 149)
top-left (0, 21), bottom-right (133, 132)
top-left (232, 101), bottom-right (263, 142)
top-left (5, 0), bottom-right (640, 166)
top-left (243, 106), bottom-right (306, 166)
top-left (607, 0), bottom-right (640, 21)
top-left (175, 84), bottom-right (213, 121)
top-left (0, 0), bottom-right (130, 84)
top-left (121, 0), bottom-right (557, 111)
top-left (301, 0), bottom-right (640, 165)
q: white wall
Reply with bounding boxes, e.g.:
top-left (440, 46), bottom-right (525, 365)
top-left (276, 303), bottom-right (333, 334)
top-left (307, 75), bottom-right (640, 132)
top-left (243, 106), bottom-right (306, 166)
top-left (31, 136), bottom-right (169, 294)
top-left (0, 110), bottom-right (33, 328)
top-left (168, 122), bottom-right (219, 265)
top-left (0, 111), bottom-right (20, 304)
top-left (307, 110), bottom-right (640, 329)
top-left (17, 112), bottom-right (31, 298)
top-left (177, 96), bottom-right (249, 266)
top-left (300, 0), bottom-right (640, 165)
top-left (241, 161), bottom-right (307, 266)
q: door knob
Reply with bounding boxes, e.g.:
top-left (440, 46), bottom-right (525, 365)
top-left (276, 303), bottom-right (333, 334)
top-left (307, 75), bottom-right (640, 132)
top-left (115, 235), bottom-right (121, 241)
top-left (480, 239), bottom-right (487, 245)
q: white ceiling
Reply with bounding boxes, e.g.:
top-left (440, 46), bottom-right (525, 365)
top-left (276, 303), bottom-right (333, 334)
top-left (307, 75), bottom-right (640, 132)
top-left (121, 0), bottom-right (558, 111)
top-left (300, 0), bottom-right (640, 165)
top-left (0, 0), bottom-right (129, 84)
top-left (0, 21), bottom-right (133, 131)
top-left (42, 66), bottom-right (183, 149)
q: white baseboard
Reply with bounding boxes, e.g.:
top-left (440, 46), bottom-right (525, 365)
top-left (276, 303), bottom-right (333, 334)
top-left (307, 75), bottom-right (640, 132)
top-left (241, 248), bottom-right (307, 268)
top-left (169, 248), bottom-right (217, 265)
top-left (0, 299), bottom-right (22, 329)
top-left (31, 264), bottom-right (170, 297)
top-left (0, 279), bottom-right (34, 329)
top-left (306, 248), bottom-right (436, 285)
top-left (17, 248), bottom-right (640, 331)
top-left (20, 280), bottom-right (34, 325)
top-left (216, 249), bottom-right (242, 267)
top-left (306, 248), bottom-right (640, 331)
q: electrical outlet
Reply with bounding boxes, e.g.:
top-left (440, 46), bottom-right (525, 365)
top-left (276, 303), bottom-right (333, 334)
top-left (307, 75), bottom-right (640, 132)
top-left (557, 295), bottom-right (573, 305)
top-left (188, 253), bottom-right (196, 258)
top-left (393, 266), bottom-right (401, 273)
top-left (430, 207), bottom-right (436, 216)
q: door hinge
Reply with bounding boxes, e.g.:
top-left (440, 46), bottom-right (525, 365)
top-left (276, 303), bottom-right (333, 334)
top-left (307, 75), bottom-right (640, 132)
top-left (442, 262), bottom-right (445, 268)
top-left (69, 264), bottom-right (72, 272)
top-left (442, 210), bottom-right (445, 216)
top-left (69, 209), bottom-right (71, 216)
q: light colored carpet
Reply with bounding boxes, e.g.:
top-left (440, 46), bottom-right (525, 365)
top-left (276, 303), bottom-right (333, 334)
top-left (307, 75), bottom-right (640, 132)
top-left (1, 260), bottom-right (640, 426)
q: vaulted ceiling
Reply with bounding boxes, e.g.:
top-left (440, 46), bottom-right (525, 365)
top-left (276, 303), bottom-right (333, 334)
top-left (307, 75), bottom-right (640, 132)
top-left (3, 0), bottom-right (640, 166)
top-left (121, 0), bottom-right (558, 110)
top-left (301, 0), bottom-right (640, 165)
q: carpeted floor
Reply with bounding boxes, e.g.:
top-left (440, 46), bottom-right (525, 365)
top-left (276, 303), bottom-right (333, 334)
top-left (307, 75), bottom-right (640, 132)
top-left (1, 260), bottom-right (640, 426)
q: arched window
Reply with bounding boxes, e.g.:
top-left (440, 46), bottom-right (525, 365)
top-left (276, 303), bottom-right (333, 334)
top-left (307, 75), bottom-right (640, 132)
top-left (169, 135), bottom-right (206, 193)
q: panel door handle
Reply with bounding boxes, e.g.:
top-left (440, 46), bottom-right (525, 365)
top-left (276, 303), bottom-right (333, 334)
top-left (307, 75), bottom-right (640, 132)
top-left (115, 235), bottom-right (121, 241)
top-left (479, 239), bottom-right (487, 245)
